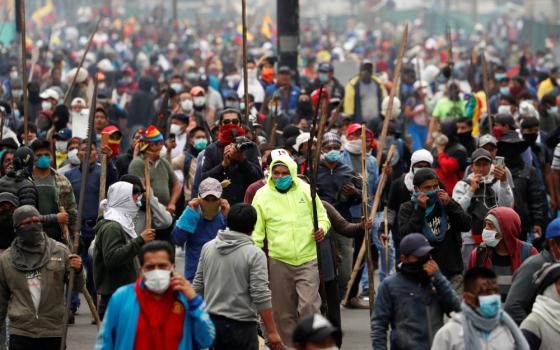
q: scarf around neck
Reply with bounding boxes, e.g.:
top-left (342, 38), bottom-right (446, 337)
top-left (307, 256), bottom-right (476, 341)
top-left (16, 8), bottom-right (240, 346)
top-left (531, 294), bottom-right (560, 330)
top-left (461, 301), bottom-right (529, 350)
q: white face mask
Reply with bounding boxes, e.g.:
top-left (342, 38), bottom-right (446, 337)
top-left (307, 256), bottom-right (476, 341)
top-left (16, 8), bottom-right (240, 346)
top-left (55, 141), bottom-right (67, 153)
top-left (482, 229), bottom-right (501, 247)
top-left (143, 269), bottom-right (171, 294)
top-left (70, 111), bottom-right (81, 121)
top-left (497, 105), bottom-right (511, 115)
top-left (68, 149), bottom-right (80, 165)
top-left (9, 71), bottom-right (18, 80)
top-left (41, 101), bottom-right (53, 111)
top-left (193, 96), bottom-right (206, 108)
top-left (344, 139), bottom-right (362, 155)
top-left (181, 99), bottom-right (193, 113)
top-left (169, 123), bottom-right (182, 135)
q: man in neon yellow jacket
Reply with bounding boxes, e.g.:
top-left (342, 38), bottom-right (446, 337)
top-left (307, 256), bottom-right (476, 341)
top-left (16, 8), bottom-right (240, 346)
top-left (252, 153), bottom-right (331, 347)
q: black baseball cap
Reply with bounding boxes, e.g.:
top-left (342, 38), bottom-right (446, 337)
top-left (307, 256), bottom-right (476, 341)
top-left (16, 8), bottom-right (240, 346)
top-left (399, 233), bottom-right (434, 257)
top-left (278, 66), bottom-right (292, 75)
top-left (292, 314), bottom-right (342, 346)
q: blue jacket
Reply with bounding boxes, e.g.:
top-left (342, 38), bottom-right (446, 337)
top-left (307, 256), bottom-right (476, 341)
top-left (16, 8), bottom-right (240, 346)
top-left (172, 207), bottom-right (227, 281)
top-left (95, 282), bottom-right (215, 350)
top-left (340, 150), bottom-right (379, 219)
top-left (265, 84), bottom-right (301, 119)
top-left (371, 270), bottom-right (460, 350)
top-left (65, 162), bottom-right (118, 221)
top-left (316, 160), bottom-right (362, 221)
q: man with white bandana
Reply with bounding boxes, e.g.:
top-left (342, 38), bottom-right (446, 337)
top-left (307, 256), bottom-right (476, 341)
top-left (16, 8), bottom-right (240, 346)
top-left (93, 181), bottom-right (156, 320)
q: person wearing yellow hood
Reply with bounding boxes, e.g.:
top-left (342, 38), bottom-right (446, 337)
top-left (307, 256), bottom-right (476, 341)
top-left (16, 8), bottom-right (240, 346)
top-left (252, 152), bottom-right (331, 348)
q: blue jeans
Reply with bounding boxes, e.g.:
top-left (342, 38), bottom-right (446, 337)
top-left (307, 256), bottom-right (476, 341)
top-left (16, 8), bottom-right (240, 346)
top-left (360, 211), bottom-right (394, 294)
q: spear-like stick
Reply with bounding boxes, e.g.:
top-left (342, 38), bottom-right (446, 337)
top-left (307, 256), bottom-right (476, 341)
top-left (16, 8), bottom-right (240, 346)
top-left (17, 0), bottom-right (29, 146)
top-left (241, 0), bottom-right (250, 124)
top-left (306, 85), bottom-right (328, 315)
top-left (480, 49), bottom-right (493, 132)
top-left (376, 24), bottom-right (408, 164)
top-left (63, 17), bottom-right (102, 106)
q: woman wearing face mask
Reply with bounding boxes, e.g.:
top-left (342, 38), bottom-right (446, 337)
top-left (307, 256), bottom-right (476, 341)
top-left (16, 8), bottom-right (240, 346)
top-left (93, 181), bottom-right (156, 320)
top-left (398, 168), bottom-right (471, 293)
top-left (468, 207), bottom-right (537, 301)
top-left (521, 263), bottom-right (560, 349)
top-left (171, 177), bottom-right (228, 282)
top-left (35, 110), bottom-right (53, 138)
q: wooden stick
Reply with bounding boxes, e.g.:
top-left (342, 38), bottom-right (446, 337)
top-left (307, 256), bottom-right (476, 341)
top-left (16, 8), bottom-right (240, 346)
top-left (384, 206), bottom-right (389, 275)
top-left (342, 145), bottom-right (396, 305)
top-left (60, 77), bottom-right (98, 350)
top-left (269, 98), bottom-right (279, 146)
top-left (63, 17), bottom-right (102, 106)
top-left (241, 0), bottom-right (250, 124)
top-left (305, 84), bottom-right (328, 315)
top-left (376, 24), bottom-right (407, 164)
top-left (480, 49), bottom-right (493, 132)
top-left (144, 158), bottom-right (152, 229)
top-left (361, 125), bottom-right (375, 310)
top-left (17, 0), bottom-right (29, 146)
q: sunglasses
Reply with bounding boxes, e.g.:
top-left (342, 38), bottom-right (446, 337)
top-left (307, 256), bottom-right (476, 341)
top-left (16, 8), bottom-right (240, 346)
top-left (222, 119), bottom-right (240, 125)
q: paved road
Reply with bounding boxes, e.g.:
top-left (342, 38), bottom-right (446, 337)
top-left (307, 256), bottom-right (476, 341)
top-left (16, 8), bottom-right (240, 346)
top-left (66, 255), bottom-right (373, 349)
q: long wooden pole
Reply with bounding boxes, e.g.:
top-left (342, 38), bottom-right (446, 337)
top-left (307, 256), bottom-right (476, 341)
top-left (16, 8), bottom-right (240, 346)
top-left (360, 125), bottom-right (375, 310)
top-left (60, 77), bottom-right (98, 350)
top-left (144, 158), bottom-right (152, 229)
top-left (17, 0), bottom-right (29, 146)
top-left (241, 0), bottom-right (250, 124)
top-left (376, 24), bottom-right (407, 164)
top-left (63, 17), bottom-right (102, 106)
top-left (342, 145), bottom-right (396, 305)
top-left (480, 49), bottom-right (493, 132)
top-left (306, 84), bottom-right (328, 315)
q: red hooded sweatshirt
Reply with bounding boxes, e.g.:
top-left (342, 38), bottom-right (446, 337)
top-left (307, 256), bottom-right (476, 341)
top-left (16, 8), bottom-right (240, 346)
top-left (468, 207), bottom-right (537, 272)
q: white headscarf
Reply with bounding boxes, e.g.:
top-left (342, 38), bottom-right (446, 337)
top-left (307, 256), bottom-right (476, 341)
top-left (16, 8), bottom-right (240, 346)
top-left (100, 182), bottom-right (139, 238)
top-left (404, 149), bottom-right (434, 192)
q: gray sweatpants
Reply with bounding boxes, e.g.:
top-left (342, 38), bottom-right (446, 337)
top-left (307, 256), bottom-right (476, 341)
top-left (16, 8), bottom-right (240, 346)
top-left (269, 258), bottom-right (321, 347)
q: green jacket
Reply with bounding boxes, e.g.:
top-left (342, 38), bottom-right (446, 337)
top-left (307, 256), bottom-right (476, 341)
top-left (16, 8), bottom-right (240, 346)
top-left (93, 219), bottom-right (145, 296)
top-left (0, 240), bottom-right (84, 338)
top-left (252, 155), bottom-right (330, 266)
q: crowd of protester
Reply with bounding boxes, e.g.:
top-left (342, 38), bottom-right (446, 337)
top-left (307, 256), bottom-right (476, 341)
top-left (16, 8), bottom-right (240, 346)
top-left (0, 3), bottom-right (560, 350)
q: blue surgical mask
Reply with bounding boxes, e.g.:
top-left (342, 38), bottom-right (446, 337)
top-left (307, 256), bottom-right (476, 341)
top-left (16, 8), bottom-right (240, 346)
top-left (193, 138), bottom-right (208, 151)
top-left (478, 294), bottom-right (501, 318)
top-left (37, 155), bottom-right (51, 169)
top-left (170, 83), bottom-right (183, 93)
top-left (548, 106), bottom-right (558, 115)
top-left (136, 194), bottom-right (143, 208)
top-left (324, 150), bottom-right (342, 162)
top-left (499, 86), bottom-right (510, 96)
top-left (494, 73), bottom-right (507, 81)
top-left (275, 175), bottom-right (293, 191)
top-left (318, 73), bottom-right (329, 83)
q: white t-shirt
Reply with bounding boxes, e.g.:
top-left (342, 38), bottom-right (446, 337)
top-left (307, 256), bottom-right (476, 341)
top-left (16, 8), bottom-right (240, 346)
top-left (26, 270), bottom-right (41, 312)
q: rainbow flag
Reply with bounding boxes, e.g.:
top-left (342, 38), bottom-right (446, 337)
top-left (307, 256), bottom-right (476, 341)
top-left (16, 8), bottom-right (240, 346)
top-left (32, 0), bottom-right (55, 26)
top-left (261, 12), bottom-right (276, 41)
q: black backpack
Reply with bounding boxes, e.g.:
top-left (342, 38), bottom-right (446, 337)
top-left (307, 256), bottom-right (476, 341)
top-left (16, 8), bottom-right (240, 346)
top-left (466, 178), bottom-right (498, 236)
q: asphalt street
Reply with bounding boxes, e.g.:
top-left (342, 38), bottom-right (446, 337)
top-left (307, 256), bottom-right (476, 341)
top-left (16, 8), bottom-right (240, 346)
top-left (67, 255), bottom-right (374, 349)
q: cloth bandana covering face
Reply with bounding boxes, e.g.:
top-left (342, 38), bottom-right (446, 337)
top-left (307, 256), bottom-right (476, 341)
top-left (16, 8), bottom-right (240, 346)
top-left (100, 182), bottom-right (139, 238)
